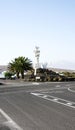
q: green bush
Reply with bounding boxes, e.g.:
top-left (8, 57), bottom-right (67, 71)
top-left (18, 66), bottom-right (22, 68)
top-left (4, 72), bottom-right (14, 79)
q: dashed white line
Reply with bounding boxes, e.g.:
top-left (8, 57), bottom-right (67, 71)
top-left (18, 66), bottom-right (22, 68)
top-left (32, 82), bottom-right (40, 85)
top-left (43, 95), bottom-right (47, 98)
top-left (53, 98), bottom-right (58, 101)
top-left (56, 85), bottom-right (61, 88)
top-left (31, 92), bottom-right (75, 109)
top-left (66, 102), bottom-right (73, 106)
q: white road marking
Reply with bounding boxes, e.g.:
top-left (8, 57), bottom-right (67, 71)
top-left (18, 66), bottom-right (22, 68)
top-left (43, 95), bottom-right (47, 98)
top-left (67, 102), bottom-right (72, 106)
top-left (29, 87), bottom-right (67, 93)
top-left (0, 108), bottom-right (23, 130)
top-left (31, 92), bottom-right (75, 109)
top-left (68, 87), bottom-right (75, 93)
top-left (31, 92), bottom-right (42, 96)
top-left (53, 98), bottom-right (58, 101)
top-left (56, 85), bottom-right (61, 88)
top-left (32, 82), bottom-right (40, 85)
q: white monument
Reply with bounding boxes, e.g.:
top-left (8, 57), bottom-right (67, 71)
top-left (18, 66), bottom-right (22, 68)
top-left (34, 46), bottom-right (40, 75)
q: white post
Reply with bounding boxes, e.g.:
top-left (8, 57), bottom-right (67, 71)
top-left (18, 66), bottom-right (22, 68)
top-left (34, 67), bottom-right (36, 76)
top-left (34, 46), bottom-right (40, 76)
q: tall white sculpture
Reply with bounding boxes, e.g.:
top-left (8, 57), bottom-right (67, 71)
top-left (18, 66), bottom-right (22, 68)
top-left (34, 46), bottom-right (40, 75)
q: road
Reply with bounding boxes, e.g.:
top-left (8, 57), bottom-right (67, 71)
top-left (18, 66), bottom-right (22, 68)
top-left (0, 81), bottom-right (75, 130)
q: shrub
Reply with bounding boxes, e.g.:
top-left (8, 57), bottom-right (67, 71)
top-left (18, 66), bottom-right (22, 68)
top-left (4, 72), bottom-right (14, 79)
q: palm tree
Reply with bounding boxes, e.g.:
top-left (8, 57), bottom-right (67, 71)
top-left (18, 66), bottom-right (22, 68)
top-left (8, 56), bottom-right (33, 79)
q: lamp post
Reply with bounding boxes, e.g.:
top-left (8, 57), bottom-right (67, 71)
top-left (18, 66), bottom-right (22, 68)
top-left (34, 46), bottom-right (40, 76)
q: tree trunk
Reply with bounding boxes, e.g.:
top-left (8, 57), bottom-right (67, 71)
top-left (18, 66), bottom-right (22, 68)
top-left (21, 71), bottom-right (24, 79)
top-left (17, 72), bottom-right (20, 79)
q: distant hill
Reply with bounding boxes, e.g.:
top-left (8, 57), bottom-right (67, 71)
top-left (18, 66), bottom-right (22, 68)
top-left (0, 65), bottom-right (75, 73)
top-left (0, 65), bottom-right (8, 73)
top-left (49, 67), bottom-right (75, 73)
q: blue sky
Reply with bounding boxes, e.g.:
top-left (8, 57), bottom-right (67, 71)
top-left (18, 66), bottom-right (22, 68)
top-left (0, 0), bottom-right (75, 70)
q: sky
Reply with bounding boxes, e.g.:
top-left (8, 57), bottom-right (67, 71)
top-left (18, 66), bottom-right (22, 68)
top-left (0, 0), bottom-right (75, 70)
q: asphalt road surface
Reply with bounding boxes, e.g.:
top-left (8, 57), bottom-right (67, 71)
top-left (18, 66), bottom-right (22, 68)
top-left (0, 81), bottom-right (75, 130)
